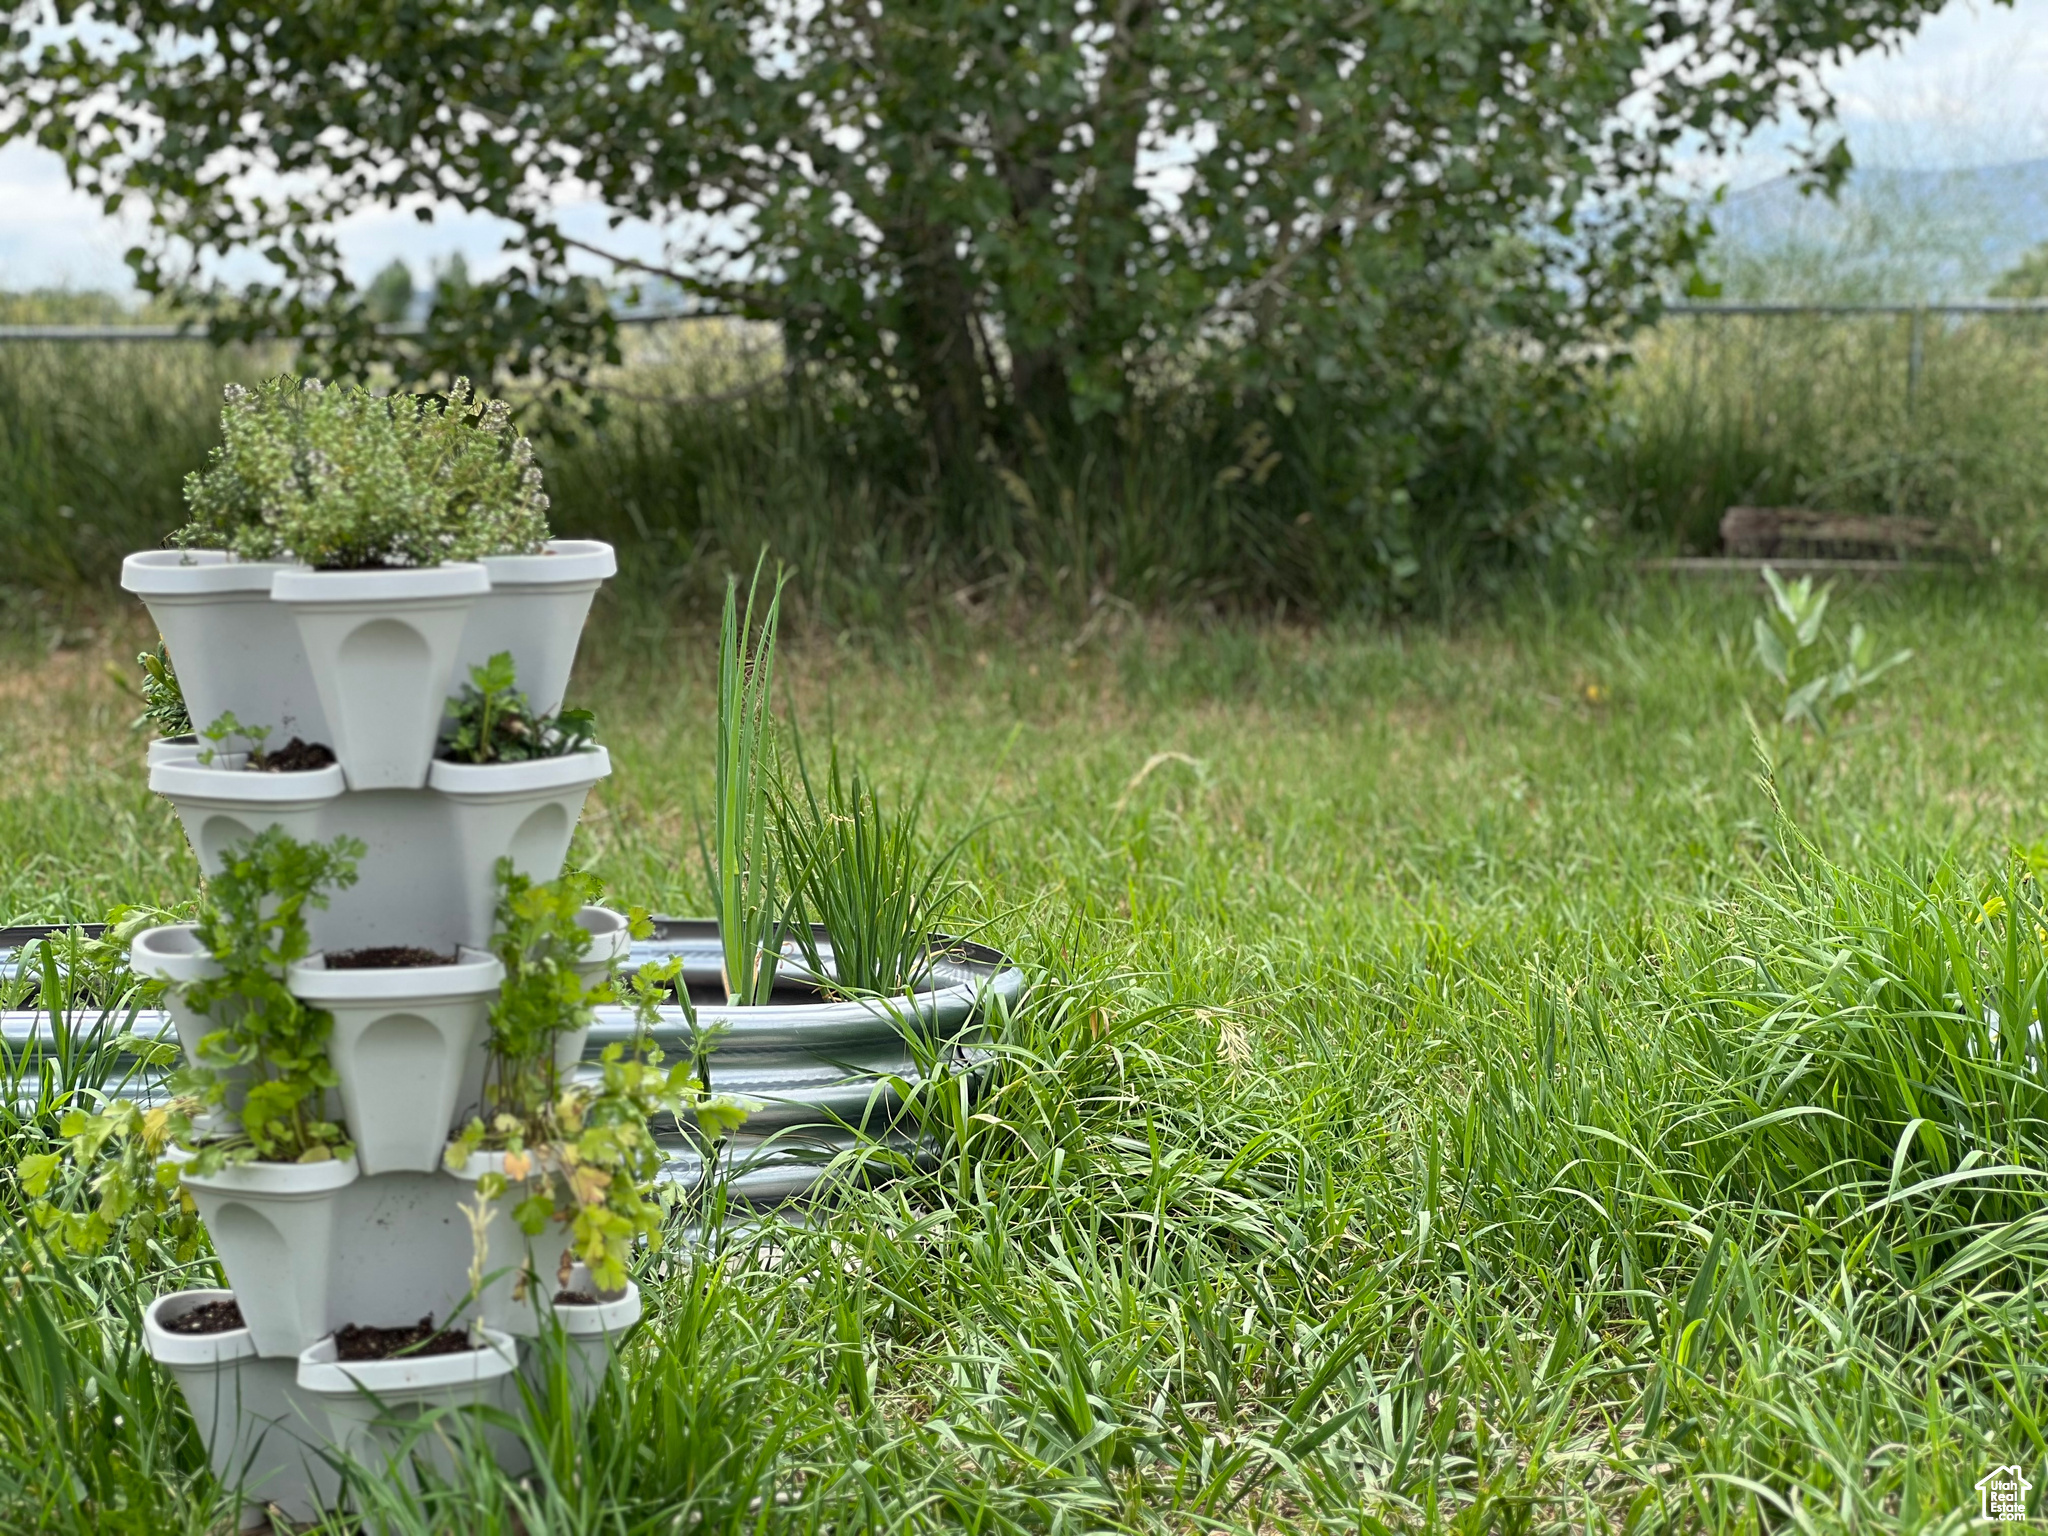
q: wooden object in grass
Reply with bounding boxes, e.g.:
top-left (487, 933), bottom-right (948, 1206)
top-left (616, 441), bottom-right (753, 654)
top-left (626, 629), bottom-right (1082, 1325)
top-left (1718, 506), bottom-right (1956, 562)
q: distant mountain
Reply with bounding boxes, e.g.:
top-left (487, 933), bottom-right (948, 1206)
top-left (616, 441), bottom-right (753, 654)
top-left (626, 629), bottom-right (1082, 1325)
top-left (1701, 157), bottom-right (2048, 299)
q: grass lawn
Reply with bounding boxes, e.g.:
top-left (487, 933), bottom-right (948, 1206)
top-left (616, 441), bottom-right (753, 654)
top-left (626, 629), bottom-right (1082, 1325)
top-left (3, 571), bottom-right (2046, 1532)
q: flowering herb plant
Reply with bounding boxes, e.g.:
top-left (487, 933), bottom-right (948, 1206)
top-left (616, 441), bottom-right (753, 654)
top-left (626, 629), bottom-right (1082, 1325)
top-left (177, 375), bottom-right (550, 569)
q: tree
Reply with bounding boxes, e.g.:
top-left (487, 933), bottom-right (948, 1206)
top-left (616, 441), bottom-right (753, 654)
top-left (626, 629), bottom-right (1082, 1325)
top-left (1992, 244), bottom-right (2048, 300)
top-left (0, 2), bottom-right (1955, 441)
top-left (364, 260), bottom-right (415, 326)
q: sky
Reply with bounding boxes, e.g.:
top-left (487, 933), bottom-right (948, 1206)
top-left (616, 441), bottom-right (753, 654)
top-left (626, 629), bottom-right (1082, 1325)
top-left (2, 0), bottom-right (2046, 295)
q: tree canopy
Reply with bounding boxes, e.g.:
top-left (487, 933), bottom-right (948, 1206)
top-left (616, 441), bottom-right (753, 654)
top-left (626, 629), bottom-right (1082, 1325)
top-left (4, 0), bottom-right (1953, 420)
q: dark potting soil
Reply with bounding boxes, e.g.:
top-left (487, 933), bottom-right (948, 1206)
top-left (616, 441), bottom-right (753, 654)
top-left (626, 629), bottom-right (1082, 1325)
top-left (163, 1298), bottom-right (245, 1335)
top-left (332, 1316), bottom-right (476, 1361)
top-left (324, 945), bottom-right (458, 969)
top-left (249, 738), bottom-right (337, 772)
top-left (553, 1289), bottom-right (599, 1307)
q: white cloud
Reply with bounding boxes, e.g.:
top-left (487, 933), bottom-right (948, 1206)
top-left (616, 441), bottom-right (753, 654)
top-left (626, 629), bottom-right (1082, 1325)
top-left (1824, 0), bottom-right (2048, 168)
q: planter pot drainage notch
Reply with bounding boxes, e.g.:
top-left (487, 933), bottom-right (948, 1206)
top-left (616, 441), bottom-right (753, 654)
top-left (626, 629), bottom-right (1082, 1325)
top-left (289, 948), bottom-right (505, 1176)
top-left (120, 550), bottom-right (331, 747)
top-left (272, 563), bottom-right (490, 791)
top-left (143, 1289), bottom-right (340, 1528)
top-left (170, 1150), bottom-right (360, 1357)
top-left (151, 755), bottom-right (347, 875)
top-left (462, 539), bottom-right (616, 717)
top-left (427, 748), bottom-right (612, 945)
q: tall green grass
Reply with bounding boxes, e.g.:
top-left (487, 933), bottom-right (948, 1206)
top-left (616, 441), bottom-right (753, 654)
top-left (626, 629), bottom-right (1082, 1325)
top-left (1607, 312), bottom-right (2048, 554)
top-left (8, 577), bottom-right (2048, 1528)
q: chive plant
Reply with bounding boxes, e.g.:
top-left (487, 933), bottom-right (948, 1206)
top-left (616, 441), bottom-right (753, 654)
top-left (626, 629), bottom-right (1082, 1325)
top-left (777, 744), bottom-right (969, 997)
top-left (701, 561), bottom-right (787, 1005)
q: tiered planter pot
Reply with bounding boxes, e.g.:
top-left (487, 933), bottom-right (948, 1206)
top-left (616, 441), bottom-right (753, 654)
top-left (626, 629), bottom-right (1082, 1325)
top-left (130, 922), bottom-right (228, 1077)
top-left (427, 749), bottom-right (612, 944)
top-left (142, 1290), bottom-right (339, 1528)
top-left (170, 1152), bottom-right (361, 1356)
top-left (573, 904), bottom-right (632, 992)
top-left (116, 532), bottom-right (647, 1516)
top-left (297, 1326), bottom-right (529, 1487)
top-left (463, 540), bottom-right (616, 717)
top-left (289, 949), bottom-right (505, 1176)
top-left (151, 755), bottom-right (346, 874)
top-left (272, 564), bottom-right (489, 790)
top-left (120, 551), bottom-right (330, 745)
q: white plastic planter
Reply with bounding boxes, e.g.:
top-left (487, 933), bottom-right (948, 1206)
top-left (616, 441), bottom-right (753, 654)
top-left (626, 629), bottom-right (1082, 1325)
top-left (289, 949), bottom-right (505, 1176)
top-left (131, 923), bottom-right (225, 1070)
top-left (120, 551), bottom-right (330, 746)
top-left (147, 734), bottom-right (203, 769)
top-left (573, 904), bottom-right (631, 991)
top-left (151, 755), bottom-right (346, 874)
top-left (463, 539), bottom-right (615, 716)
top-left (297, 1324), bottom-right (528, 1486)
top-left (131, 923), bottom-right (244, 1132)
top-left (143, 1290), bottom-right (340, 1527)
top-left (539, 1264), bottom-right (641, 1410)
top-left (427, 748), bottom-right (612, 945)
top-left (172, 1152), bottom-right (360, 1357)
top-left (273, 564), bottom-right (489, 791)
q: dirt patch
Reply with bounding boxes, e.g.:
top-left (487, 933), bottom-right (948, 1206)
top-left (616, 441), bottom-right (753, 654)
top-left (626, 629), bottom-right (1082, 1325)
top-left (553, 1289), bottom-right (599, 1307)
top-left (162, 1298), bottom-right (245, 1335)
top-left (332, 1316), bottom-right (476, 1360)
top-left (250, 738), bottom-right (336, 772)
top-left (324, 945), bottom-right (458, 969)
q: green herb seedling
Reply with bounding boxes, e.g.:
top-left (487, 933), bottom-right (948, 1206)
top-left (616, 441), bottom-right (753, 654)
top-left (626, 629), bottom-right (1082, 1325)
top-left (778, 743), bottom-right (976, 998)
top-left (198, 711), bottom-right (271, 767)
top-left (181, 828), bottom-right (363, 1169)
top-left (440, 651), bottom-right (598, 764)
top-left (107, 642), bottom-right (191, 738)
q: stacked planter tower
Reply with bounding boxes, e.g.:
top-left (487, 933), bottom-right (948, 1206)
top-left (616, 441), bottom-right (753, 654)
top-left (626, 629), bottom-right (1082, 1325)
top-left (121, 539), bottom-right (632, 1526)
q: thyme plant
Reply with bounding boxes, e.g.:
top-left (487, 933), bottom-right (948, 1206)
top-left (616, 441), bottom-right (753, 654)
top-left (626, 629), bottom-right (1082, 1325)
top-left (177, 375), bottom-right (550, 568)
